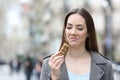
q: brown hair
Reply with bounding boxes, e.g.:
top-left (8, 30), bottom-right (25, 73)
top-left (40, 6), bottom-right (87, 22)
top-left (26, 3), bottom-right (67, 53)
top-left (59, 8), bottom-right (99, 53)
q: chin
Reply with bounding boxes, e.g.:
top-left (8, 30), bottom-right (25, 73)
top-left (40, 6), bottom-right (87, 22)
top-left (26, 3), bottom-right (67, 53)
top-left (69, 42), bottom-right (80, 47)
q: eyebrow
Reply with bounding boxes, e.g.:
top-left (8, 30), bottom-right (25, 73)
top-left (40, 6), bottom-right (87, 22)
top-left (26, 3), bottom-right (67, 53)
top-left (67, 23), bottom-right (72, 26)
top-left (67, 23), bottom-right (84, 27)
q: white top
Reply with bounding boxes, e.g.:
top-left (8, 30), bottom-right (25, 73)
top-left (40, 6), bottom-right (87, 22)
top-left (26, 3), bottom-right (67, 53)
top-left (68, 70), bottom-right (90, 80)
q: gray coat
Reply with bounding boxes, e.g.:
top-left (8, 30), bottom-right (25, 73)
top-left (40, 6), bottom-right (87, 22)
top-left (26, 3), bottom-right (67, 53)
top-left (40, 51), bottom-right (114, 80)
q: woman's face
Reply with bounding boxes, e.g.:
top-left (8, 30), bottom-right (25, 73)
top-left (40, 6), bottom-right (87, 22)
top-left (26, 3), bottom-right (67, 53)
top-left (65, 14), bottom-right (88, 47)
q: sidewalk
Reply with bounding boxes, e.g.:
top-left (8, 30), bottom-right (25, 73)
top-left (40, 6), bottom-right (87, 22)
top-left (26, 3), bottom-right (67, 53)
top-left (0, 65), bottom-right (25, 80)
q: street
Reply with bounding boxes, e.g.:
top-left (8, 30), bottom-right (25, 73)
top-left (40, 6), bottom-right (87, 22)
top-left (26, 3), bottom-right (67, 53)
top-left (0, 65), bottom-right (25, 80)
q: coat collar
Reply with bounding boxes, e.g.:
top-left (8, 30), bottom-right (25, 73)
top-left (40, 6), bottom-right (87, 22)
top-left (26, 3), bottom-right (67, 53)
top-left (60, 61), bottom-right (69, 80)
top-left (60, 51), bottom-right (106, 80)
top-left (90, 51), bottom-right (106, 64)
top-left (90, 51), bottom-right (105, 80)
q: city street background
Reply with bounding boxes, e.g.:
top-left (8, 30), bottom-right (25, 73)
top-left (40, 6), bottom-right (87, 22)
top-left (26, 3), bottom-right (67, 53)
top-left (0, 0), bottom-right (120, 80)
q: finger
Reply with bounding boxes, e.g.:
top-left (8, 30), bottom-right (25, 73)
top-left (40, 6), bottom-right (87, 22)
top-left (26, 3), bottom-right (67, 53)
top-left (55, 59), bottom-right (64, 69)
top-left (52, 58), bottom-right (64, 70)
top-left (49, 52), bottom-right (64, 64)
top-left (53, 57), bottom-right (64, 67)
top-left (50, 52), bottom-right (61, 61)
top-left (52, 55), bottom-right (64, 63)
top-left (49, 55), bottom-right (64, 66)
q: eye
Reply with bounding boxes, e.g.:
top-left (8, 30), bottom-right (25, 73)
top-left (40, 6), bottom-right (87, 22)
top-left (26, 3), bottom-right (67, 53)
top-left (77, 27), bottom-right (83, 30)
top-left (76, 24), bottom-right (84, 31)
top-left (66, 25), bottom-right (72, 29)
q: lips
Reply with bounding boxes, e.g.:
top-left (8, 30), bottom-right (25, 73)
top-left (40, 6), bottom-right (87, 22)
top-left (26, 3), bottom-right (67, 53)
top-left (70, 37), bottom-right (78, 41)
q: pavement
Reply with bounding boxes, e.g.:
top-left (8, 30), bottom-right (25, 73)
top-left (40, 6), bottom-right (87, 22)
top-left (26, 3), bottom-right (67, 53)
top-left (0, 65), bottom-right (25, 80)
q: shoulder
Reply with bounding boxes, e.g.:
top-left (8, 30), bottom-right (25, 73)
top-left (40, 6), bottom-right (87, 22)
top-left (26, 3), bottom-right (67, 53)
top-left (41, 54), bottom-right (53, 71)
top-left (42, 54), bottom-right (53, 64)
top-left (43, 54), bottom-right (52, 60)
top-left (90, 51), bottom-right (112, 65)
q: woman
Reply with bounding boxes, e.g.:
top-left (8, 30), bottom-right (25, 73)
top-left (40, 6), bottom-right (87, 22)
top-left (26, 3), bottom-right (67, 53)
top-left (40, 8), bottom-right (114, 80)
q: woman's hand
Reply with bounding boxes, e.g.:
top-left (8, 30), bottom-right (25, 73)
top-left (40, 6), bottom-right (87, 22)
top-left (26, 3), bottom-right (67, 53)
top-left (48, 52), bottom-right (64, 80)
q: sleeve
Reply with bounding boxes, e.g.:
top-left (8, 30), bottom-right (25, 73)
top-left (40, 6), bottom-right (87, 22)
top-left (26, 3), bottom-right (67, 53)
top-left (40, 59), bottom-right (51, 80)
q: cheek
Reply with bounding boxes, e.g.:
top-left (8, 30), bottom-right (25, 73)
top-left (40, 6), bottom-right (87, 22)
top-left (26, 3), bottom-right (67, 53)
top-left (79, 31), bottom-right (88, 38)
top-left (65, 31), bottom-right (69, 39)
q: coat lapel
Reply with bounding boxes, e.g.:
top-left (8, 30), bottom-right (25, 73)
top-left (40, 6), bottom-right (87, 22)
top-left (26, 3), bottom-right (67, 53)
top-left (90, 51), bottom-right (105, 80)
top-left (60, 61), bottom-right (69, 80)
top-left (59, 51), bottom-right (105, 80)
top-left (89, 60), bottom-right (104, 80)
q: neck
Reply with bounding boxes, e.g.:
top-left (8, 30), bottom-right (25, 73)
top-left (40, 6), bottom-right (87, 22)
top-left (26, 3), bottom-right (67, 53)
top-left (66, 46), bottom-right (89, 59)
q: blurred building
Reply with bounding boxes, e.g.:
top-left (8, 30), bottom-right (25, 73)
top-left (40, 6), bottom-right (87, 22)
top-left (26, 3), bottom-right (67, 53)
top-left (0, 0), bottom-right (120, 62)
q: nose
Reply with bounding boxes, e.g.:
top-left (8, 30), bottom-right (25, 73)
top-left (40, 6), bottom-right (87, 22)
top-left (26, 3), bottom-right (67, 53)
top-left (71, 28), bottom-right (77, 35)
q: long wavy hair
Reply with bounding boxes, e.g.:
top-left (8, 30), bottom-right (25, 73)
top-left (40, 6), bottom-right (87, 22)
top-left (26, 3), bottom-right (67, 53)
top-left (59, 8), bottom-right (99, 53)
